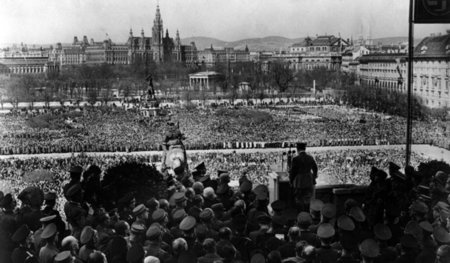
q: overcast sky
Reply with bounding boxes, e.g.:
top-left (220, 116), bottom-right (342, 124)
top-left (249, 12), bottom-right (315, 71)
top-left (0, 0), bottom-right (448, 45)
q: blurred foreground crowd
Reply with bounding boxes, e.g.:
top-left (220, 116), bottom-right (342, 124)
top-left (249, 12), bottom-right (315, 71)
top-left (1, 156), bottom-right (450, 263)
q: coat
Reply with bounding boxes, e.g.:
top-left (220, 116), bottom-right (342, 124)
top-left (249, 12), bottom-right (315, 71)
top-left (289, 152), bottom-right (318, 189)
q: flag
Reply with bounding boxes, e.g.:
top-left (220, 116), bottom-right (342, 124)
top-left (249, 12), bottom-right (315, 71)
top-left (414, 0), bottom-right (450, 23)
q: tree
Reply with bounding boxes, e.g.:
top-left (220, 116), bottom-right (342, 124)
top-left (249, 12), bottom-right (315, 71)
top-left (270, 60), bottom-right (294, 93)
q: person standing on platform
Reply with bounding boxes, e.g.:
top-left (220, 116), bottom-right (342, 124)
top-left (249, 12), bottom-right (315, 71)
top-left (289, 143), bottom-right (318, 212)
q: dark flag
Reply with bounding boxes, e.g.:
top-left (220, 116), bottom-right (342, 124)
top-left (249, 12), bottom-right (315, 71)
top-left (414, 0), bottom-right (450, 23)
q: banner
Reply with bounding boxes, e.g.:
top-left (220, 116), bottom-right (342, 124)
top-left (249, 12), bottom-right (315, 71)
top-left (414, 0), bottom-right (450, 23)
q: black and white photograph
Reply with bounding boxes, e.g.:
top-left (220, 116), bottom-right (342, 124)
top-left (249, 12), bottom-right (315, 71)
top-left (0, 0), bottom-right (449, 262)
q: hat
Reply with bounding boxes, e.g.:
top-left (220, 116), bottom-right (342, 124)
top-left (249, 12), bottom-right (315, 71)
top-left (239, 180), bottom-right (252, 193)
top-left (133, 204), bottom-right (148, 217)
top-left (400, 234), bottom-right (419, 248)
top-left (373, 224), bottom-right (392, 241)
top-left (172, 209), bottom-right (187, 223)
top-left (194, 162), bottom-right (206, 171)
top-left (12, 224), bottom-right (30, 243)
top-left (250, 253), bottom-right (266, 263)
top-left (216, 184), bottom-right (230, 195)
top-left (146, 198), bottom-right (159, 210)
top-left (310, 199), bottom-right (324, 212)
top-left (257, 214), bottom-right (272, 225)
top-left (321, 203), bottom-right (336, 219)
top-left (271, 200), bottom-right (286, 212)
top-left (54, 251), bottom-right (73, 263)
top-left (173, 192), bottom-right (186, 203)
top-left (144, 256), bottom-right (161, 263)
top-left (217, 170), bottom-right (228, 177)
top-left (349, 206), bottom-right (365, 222)
top-left (411, 200), bottom-right (428, 214)
top-left (219, 173), bottom-right (230, 184)
top-left (419, 221), bottom-right (433, 233)
top-left (211, 203), bottom-right (225, 212)
top-left (296, 143), bottom-right (307, 150)
top-left (69, 165), bottom-right (83, 173)
top-left (434, 171), bottom-right (448, 186)
top-left (146, 225), bottom-right (161, 239)
top-left (433, 226), bottom-right (450, 244)
top-left (179, 216), bottom-right (196, 231)
top-left (41, 223), bottom-right (57, 239)
top-left (192, 182), bottom-right (204, 194)
top-left (203, 187), bottom-right (215, 198)
top-left (131, 222), bottom-right (146, 234)
top-left (65, 184), bottom-right (82, 199)
top-left (337, 215), bottom-right (355, 231)
top-left (61, 236), bottom-right (77, 248)
top-left (127, 245), bottom-right (145, 263)
top-left (234, 199), bottom-right (245, 209)
top-left (199, 208), bottom-right (214, 221)
top-left (40, 215), bottom-right (56, 223)
top-left (199, 174), bottom-right (211, 183)
top-left (152, 209), bottom-right (167, 222)
top-left (359, 239), bottom-right (380, 258)
top-left (317, 223), bottom-right (335, 238)
top-left (44, 192), bottom-right (57, 201)
top-left (297, 212), bottom-right (313, 225)
top-left (118, 192), bottom-right (135, 206)
top-left (80, 226), bottom-right (95, 244)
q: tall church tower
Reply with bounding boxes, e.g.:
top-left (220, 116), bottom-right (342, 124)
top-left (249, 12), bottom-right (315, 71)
top-left (175, 29), bottom-right (181, 61)
top-left (152, 4), bottom-right (164, 63)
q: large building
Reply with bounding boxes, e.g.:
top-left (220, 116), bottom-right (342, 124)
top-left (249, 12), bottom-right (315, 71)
top-left (288, 35), bottom-right (350, 70)
top-left (50, 5), bottom-right (197, 67)
top-left (198, 46), bottom-right (250, 68)
top-left (0, 46), bottom-right (59, 76)
top-left (357, 31), bottom-right (450, 108)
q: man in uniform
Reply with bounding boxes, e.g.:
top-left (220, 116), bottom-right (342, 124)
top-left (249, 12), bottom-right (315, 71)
top-left (289, 143), bottom-right (318, 212)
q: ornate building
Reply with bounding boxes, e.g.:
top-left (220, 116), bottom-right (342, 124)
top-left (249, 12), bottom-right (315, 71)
top-left (51, 5), bottom-right (197, 67)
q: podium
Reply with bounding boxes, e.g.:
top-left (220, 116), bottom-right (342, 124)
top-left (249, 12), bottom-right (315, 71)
top-left (268, 171), bottom-right (293, 204)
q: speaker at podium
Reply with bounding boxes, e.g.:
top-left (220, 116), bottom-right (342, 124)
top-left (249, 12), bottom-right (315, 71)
top-left (268, 171), bottom-right (293, 206)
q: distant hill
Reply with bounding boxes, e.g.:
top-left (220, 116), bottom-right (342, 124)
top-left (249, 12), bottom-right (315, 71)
top-left (182, 36), bottom-right (425, 52)
top-left (370, 37), bottom-right (421, 46)
top-left (182, 36), bottom-right (304, 51)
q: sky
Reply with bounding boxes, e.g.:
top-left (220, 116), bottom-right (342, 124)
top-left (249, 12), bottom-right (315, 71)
top-left (0, 0), bottom-right (448, 45)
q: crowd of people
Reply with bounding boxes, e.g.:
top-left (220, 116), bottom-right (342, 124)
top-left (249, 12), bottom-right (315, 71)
top-left (0, 148), bottom-right (429, 205)
top-left (0, 104), bottom-right (449, 155)
top-left (1, 154), bottom-right (450, 263)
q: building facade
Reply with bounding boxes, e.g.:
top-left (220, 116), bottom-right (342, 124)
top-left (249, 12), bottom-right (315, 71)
top-left (198, 46), bottom-right (250, 68)
top-left (288, 35), bottom-right (349, 70)
top-left (0, 47), bottom-right (59, 76)
top-left (50, 5), bottom-right (197, 67)
top-left (357, 31), bottom-right (450, 108)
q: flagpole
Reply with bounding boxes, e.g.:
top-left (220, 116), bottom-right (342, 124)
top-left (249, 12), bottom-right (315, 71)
top-left (406, 0), bottom-right (414, 166)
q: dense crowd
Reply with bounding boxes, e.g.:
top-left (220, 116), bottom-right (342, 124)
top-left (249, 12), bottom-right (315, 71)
top-left (0, 148), bottom-right (429, 203)
top-left (0, 104), bottom-right (449, 155)
top-left (1, 154), bottom-right (450, 263)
